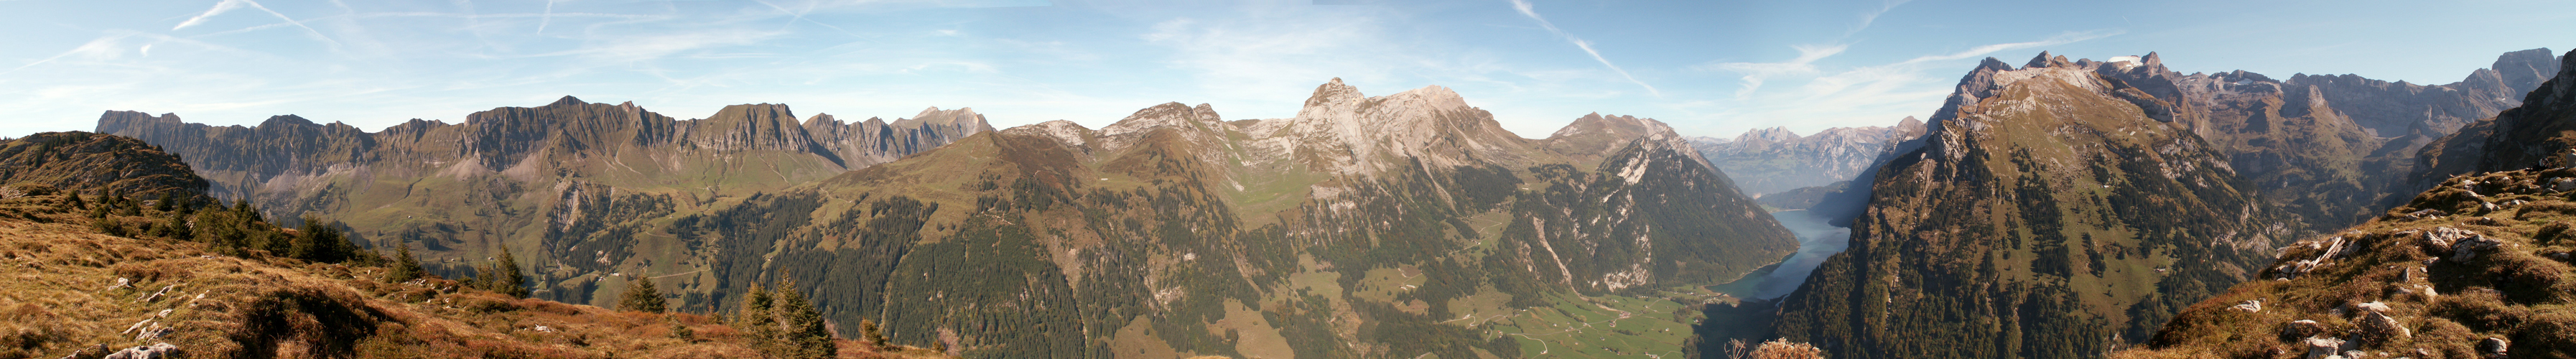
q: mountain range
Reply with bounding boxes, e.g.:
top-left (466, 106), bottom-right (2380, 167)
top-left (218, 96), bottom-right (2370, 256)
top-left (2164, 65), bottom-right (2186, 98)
top-left (95, 99), bottom-right (991, 297)
top-left (29, 39), bottom-right (2575, 359)
top-left (1691, 117), bottom-right (1925, 200)
top-left (94, 79), bottom-right (1796, 358)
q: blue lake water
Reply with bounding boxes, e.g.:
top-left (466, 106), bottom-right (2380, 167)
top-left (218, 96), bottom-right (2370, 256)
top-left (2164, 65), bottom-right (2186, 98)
top-left (1710, 209), bottom-right (1851, 299)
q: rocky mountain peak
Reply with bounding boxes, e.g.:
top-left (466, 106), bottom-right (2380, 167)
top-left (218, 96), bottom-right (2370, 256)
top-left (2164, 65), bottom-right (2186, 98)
top-left (1275, 79), bottom-right (1524, 175)
top-left (2023, 51), bottom-right (2075, 68)
top-left (1304, 77), bottom-right (1366, 108)
top-left (1734, 126), bottom-right (1801, 144)
top-left (1894, 116), bottom-right (1926, 134)
top-left (2493, 47), bottom-right (2562, 101)
top-left (1389, 84), bottom-right (1470, 111)
top-left (1000, 120), bottom-right (1095, 148)
top-left (550, 95), bottom-right (587, 107)
top-left (801, 113), bottom-right (840, 127)
top-left (1101, 102), bottom-right (1223, 138)
top-left (92, 111), bottom-right (184, 136)
top-left (2418, 48), bottom-right (2576, 178)
top-left (891, 107), bottom-right (995, 133)
top-left (1550, 112), bottom-right (1653, 140)
top-left (683, 103), bottom-right (817, 152)
top-left (261, 114), bottom-right (319, 128)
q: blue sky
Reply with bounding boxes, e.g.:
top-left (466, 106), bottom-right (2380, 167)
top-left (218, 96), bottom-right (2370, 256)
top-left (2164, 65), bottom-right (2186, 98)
top-left (1, 0), bottom-right (2570, 139)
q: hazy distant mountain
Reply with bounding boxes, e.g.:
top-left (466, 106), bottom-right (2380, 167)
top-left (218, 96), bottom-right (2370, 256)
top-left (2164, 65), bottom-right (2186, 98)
top-left (1691, 118), bottom-right (1926, 198)
top-left (2097, 49), bottom-right (2559, 228)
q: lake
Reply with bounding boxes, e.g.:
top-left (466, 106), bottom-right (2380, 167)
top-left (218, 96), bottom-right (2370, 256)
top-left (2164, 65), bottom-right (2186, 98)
top-left (1708, 209), bottom-right (1851, 299)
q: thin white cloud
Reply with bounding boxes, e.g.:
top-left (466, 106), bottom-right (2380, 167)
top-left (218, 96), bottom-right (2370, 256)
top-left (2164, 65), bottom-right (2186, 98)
top-left (1505, 0), bottom-right (1660, 97)
top-left (1142, 14), bottom-right (1395, 109)
top-left (536, 0), bottom-right (556, 33)
top-left (1894, 29), bottom-right (2124, 65)
top-left (1702, 44), bottom-right (1847, 98)
top-left (178, 0), bottom-right (343, 50)
top-left (173, 0), bottom-right (251, 31)
top-left (1694, 29), bottom-right (2124, 136)
top-left (1845, 0), bottom-right (1912, 37)
top-left (0, 34), bottom-right (137, 77)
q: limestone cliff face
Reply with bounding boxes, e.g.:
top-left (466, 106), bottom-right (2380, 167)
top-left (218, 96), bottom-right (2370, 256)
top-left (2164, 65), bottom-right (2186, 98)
top-left (2417, 49), bottom-right (2576, 184)
top-left (100, 96), bottom-right (991, 200)
top-left (804, 106), bottom-right (998, 167)
top-left (2285, 48), bottom-right (2562, 137)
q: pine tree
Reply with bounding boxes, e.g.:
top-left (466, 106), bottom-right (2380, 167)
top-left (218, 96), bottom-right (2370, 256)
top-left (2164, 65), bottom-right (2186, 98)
top-left (90, 216), bottom-right (127, 237)
top-left (773, 279), bottom-right (834, 358)
top-left (154, 192), bottom-right (175, 212)
top-left (486, 246), bottom-right (529, 298)
top-left (386, 244), bottom-right (426, 283)
top-left (860, 320), bottom-right (888, 351)
top-left (667, 316), bottom-right (697, 342)
top-left (110, 189), bottom-right (138, 216)
top-left (152, 213), bottom-right (190, 239)
top-left (737, 283), bottom-right (778, 354)
top-left (233, 200), bottom-right (261, 223)
top-left (197, 207), bottom-right (251, 256)
top-left (622, 272), bottom-right (667, 313)
top-left (290, 217), bottom-right (358, 264)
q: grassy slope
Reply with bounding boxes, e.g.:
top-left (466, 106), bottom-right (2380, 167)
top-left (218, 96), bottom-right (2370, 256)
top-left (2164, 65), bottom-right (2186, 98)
top-left (2119, 169), bottom-right (2576, 358)
top-left (0, 194), bottom-right (953, 359)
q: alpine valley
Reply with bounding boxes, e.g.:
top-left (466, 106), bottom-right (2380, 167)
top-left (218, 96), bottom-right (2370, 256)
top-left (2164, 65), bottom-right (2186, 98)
top-left (94, 80), bottom-right (1797, 358)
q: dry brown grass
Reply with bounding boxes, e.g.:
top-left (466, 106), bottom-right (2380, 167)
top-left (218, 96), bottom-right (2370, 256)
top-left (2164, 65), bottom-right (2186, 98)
top-left (0, 202), bottom-right (952, 359)
top-left (2119, 169), bottom-right (2576, 359)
